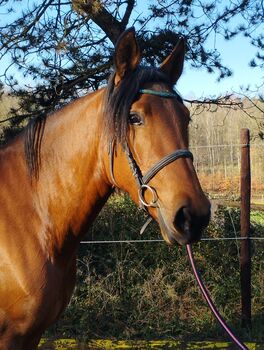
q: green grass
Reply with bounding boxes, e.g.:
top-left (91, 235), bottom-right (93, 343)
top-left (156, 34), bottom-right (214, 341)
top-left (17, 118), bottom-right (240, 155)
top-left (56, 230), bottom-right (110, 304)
top-left (251, 210), bottom-right (264, 226)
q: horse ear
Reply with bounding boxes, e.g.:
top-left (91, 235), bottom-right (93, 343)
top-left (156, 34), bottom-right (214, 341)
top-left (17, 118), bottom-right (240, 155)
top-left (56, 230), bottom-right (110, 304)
top-left (114, 27), bottom-right (140, 85)
top-left (160, 38), bottom-right (185, 84)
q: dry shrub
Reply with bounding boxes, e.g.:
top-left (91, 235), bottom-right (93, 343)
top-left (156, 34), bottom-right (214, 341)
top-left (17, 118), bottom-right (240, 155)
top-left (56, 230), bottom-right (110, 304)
top-left (198, 172), bottom-right (240, 196)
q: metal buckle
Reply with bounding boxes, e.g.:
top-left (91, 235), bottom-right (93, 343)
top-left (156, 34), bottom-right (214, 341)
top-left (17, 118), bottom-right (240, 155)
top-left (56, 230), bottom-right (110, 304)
top-left (138, 184), bottom-right (158, 208)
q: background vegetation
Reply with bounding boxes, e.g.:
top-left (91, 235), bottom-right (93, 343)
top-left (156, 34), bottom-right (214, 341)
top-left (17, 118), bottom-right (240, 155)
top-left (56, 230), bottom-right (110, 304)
top-left (189, 99), bottom-right (264, 200)
top-left (45, 194), bottom-right (264, 343)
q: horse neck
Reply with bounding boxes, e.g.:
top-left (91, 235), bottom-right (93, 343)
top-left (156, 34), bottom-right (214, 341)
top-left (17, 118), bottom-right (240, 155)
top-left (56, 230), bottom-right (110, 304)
top-left (30, 89), bottom-right (111, 256)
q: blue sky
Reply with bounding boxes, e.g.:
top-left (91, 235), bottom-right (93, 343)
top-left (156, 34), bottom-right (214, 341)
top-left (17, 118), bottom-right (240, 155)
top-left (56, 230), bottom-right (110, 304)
top-left (177, 34), bottom-right (263, 99)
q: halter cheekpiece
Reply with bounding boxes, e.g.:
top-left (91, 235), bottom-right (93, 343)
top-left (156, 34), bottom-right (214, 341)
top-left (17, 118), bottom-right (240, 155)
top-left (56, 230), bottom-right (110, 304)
top-left (109, 88), bottom-right (193, 212)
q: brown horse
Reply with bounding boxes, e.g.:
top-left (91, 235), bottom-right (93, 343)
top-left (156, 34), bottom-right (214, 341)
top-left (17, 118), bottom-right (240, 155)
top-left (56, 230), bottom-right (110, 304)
top-left (0, 28), bottom-right (210, 349)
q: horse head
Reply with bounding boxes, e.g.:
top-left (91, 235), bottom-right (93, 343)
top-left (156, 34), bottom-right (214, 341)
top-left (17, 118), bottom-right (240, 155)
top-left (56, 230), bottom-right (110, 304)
top-left (104, 28), bottom-right (210, 245)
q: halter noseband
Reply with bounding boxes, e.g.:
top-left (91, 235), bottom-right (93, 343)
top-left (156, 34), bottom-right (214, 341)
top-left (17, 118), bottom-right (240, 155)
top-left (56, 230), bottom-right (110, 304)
top-left (109, 89), bottom-right (193, 211)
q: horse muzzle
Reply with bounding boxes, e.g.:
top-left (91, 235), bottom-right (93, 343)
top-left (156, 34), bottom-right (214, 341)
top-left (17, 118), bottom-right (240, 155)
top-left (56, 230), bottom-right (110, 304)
top-left (157, 200), bottom-right (211, 245)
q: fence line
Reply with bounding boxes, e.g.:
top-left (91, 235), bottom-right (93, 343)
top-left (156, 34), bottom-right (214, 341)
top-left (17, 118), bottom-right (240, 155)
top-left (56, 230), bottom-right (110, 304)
top-left (80, 236), bottom-right (264, 244)
top-left (190, 144), bottom-right (263, 149)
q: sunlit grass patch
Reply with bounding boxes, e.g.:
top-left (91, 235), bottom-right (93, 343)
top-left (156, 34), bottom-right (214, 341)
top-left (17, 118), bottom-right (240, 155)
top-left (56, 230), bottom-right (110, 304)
top-left (251, 210), bottom-right (264, 226)
top-left (39, 339), bottom-right (262, 349)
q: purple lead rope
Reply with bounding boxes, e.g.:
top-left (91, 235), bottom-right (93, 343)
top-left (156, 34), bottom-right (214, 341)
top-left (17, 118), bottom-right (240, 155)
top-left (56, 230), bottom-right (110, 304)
top-left (186, 244), bottom-right (249, 350)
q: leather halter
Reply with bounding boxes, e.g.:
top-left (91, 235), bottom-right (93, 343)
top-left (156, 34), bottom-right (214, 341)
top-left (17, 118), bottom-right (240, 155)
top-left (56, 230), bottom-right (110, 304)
top-left (109, 89), bottom-right (193, 212)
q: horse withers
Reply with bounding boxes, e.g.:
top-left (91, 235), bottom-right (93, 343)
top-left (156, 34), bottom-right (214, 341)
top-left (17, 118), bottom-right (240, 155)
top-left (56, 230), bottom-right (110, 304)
top-left (0, 28), bottom-right (210, 349)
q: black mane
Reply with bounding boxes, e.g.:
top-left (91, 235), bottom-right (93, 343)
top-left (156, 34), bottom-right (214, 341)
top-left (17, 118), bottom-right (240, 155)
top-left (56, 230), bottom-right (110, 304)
top-left (24, 115), bottom-right (46, 179)
top-left (103, 66), bottom-right (171, 145)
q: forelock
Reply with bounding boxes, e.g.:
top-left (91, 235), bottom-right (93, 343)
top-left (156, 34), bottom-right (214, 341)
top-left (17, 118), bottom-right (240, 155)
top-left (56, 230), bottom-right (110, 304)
top-left (103, 66), bottom-right (170, 145)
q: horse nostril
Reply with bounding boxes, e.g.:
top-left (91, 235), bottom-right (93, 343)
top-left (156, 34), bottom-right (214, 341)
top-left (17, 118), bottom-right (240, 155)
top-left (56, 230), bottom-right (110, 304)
top-left (174, 206), bottom-right (192, 234)
top-left (174, 205), bottom-right (210, 243)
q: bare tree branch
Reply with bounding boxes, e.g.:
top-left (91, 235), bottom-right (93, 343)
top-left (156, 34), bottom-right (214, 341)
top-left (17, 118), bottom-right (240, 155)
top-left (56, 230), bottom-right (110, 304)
top-left (72, 0), bottom-right (125, 43)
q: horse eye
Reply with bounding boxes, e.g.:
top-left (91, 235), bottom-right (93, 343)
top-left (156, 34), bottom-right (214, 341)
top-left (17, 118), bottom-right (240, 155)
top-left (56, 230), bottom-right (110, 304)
top-left (129, 113), bottom-right (143, 126)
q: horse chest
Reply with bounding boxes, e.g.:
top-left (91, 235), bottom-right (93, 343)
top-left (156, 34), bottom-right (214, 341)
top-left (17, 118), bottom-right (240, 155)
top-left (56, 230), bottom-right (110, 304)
top-left (40, 257), bottom-right (77, 321)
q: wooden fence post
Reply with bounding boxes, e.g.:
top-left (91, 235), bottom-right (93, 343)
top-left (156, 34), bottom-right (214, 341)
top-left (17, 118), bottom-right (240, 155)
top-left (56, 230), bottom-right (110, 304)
top-left (240, 128), bottom-right (252, 329)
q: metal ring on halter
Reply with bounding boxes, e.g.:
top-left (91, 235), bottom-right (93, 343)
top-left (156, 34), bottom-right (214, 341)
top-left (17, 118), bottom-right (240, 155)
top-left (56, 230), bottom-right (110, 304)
top-left (138, 184), bottom-right (159, 208)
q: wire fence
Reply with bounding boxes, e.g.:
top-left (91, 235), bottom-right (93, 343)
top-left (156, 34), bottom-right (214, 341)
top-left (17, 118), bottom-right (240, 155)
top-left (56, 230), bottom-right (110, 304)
top-left (80, 237), bottom-right (264, 244)
top-left (80, 140), bottom-right (263, 246)
top-left (78, 132), bottom-right (262, 330)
